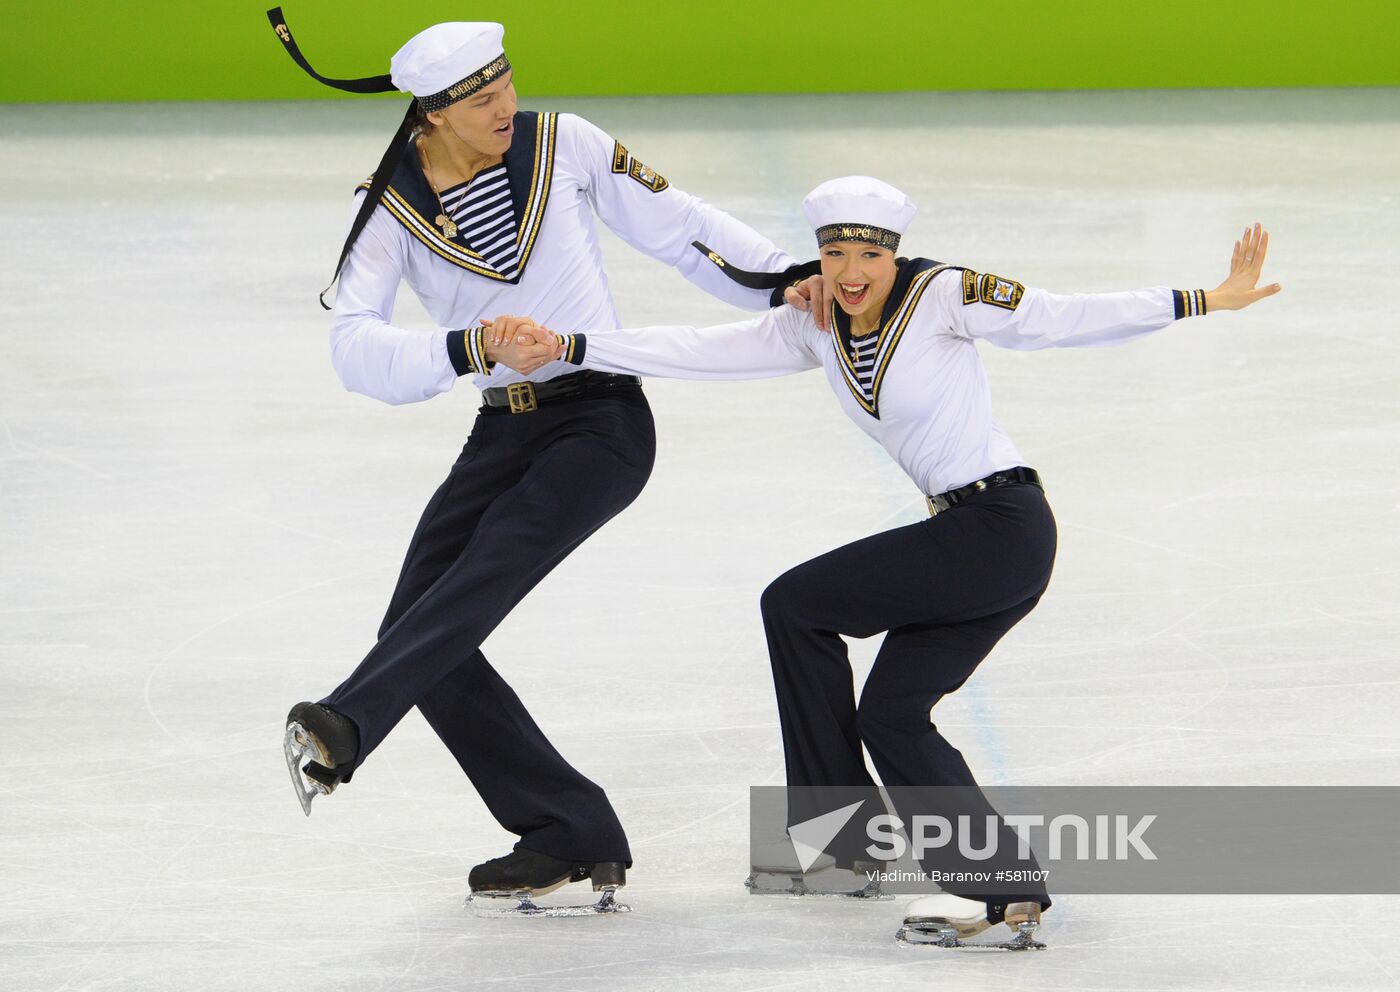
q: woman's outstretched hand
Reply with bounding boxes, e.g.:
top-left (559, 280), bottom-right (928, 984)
top-left (1205, 223), bottom-right (1282, 312)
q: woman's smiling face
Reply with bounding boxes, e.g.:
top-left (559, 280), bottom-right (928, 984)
top-left (820, 241), bottom-right (898, 327)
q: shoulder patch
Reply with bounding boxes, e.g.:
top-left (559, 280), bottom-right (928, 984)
top-left (627, 157), bottom-right (668, 193)
top-left (967, 272), bottom-right (1025, 311)
top-left (611, 141), bottom-right (630, 174)
top-left (962, 268), bottom-right (979, 304)
top-left (609, 141), bottom-right (668, 193)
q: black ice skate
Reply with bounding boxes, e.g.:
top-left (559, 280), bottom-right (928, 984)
top-left (896, 894), bottom-right (1046, 950)
top-left (465, 848), bottom-right (630, 918)
top-left (745, 835), bottom-right (889, 899)
top-left (283, 702), bottom-right (359, 816)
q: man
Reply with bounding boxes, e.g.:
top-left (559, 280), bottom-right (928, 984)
top-left (266, 13), bottom-right (827, 914)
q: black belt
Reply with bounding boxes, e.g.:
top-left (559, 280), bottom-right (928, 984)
top-left (480, 371), bottom-right (642, 414)
top-left (926, 467), bottom-right (1043, 516)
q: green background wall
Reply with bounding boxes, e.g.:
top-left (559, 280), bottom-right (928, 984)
top-left (2, 1), bottom-right (1397, 102)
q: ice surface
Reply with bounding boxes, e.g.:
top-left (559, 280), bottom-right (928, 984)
top-left (1, 88), bottom-right (1398, 991)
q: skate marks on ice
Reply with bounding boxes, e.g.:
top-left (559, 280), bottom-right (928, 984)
top-left (3, 88), bottom-right (1400, 990)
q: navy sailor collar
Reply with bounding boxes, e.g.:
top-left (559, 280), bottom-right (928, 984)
top-left (830, 257), bottom-right (957, 418)
top-left (360, 110), bottom-right (560, 283)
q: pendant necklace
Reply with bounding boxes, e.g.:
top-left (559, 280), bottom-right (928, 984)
top-left (850, 324), bottom-right (874, 365)
top-left (419, 139), bottom-right (459, 239)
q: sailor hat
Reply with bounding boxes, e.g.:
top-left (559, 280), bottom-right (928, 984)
top-left (802, 176), bottom-right (917, 253)
top-left (390, 22), bottom-right (511, 112)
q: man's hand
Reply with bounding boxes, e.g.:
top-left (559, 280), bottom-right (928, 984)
top-left (481, 316), bottom-right (564, 374)
top-left (783, 274), bottom-right (833, 332)
top-left (1205, 223), bottom-right (1282, 312)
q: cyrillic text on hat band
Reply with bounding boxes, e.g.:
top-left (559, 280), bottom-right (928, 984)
top-left (419, 55), bottom-right (512, 112)
top-left (816, 223), bottom-right (901, 252)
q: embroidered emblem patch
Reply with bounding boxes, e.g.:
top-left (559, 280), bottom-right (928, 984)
top-left (978, 273), bottom-right (1025, 310)
top-left (962, 269), bottom-right (979, 304)
top-left (609, 140), bottom-right (668, 191)
top-left (627, 157), bottom-right (669, 193)
top-left (611, 142), bottom-right (630, 174)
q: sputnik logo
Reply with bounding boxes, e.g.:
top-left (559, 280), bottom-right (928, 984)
top-left (787, 801), bottom-right (865, 872)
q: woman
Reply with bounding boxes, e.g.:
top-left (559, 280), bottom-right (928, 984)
top-left (491, 175), bottom-right (1280, 944)
top-left (268, 16), bottom-right (826, 914)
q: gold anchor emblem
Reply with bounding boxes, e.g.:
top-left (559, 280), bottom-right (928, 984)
top-left (275, 24), bottom-right (290, 42)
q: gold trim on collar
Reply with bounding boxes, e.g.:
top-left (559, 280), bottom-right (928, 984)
top-left (371, 113), bottom-right (558, 282)
top-left (380, 189), bottom-right (499, 277)
top-left (515, 113), bottom-right (556, 269)
top-left (832, 264), bottom-right (952, 417)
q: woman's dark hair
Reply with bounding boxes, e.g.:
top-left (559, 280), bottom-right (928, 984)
top-left (411, 104), bottom-right (435, 139)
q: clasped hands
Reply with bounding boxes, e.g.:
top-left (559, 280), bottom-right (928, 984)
top-left (481, 316), bottom-right (565, 374)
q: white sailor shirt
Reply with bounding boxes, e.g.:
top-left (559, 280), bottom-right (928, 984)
top-left (556, 260), bottom-right (1209, 496)
top-left (330, 111), bottom-right (800, 405)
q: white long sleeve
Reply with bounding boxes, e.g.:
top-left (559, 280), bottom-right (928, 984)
top-left (942, 271), bottom-right (1189, 350)
top-left (328, 196), bottom-right (461, 405)
top-left (565, 115), bottom-right (799, 311)
top-left (563, 306), bottom-right (822, 380)
top-left (561, 258), bottom-right (1206, 500)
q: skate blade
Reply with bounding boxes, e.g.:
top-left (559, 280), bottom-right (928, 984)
top-left (744, 871), bottom-right (890, 900)
top-left (283, 722), bottom-right (333, 817)
top-left (896, 920), bottom-right (1045, 951)
top-left (466, 885), bottom-right (631, 918)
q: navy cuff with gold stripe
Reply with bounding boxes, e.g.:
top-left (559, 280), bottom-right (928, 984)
top-left (558, 333), bottom-right (586, 366)
top-left (1173, 289), bottom-right (1208, 319)
top-left (446, 327), bottom-right (497, 376)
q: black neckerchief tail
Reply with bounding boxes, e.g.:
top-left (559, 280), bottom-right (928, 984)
top-left (266, 8), bottom-right (404, 308)
top-left (689, 242), bottom-right (822, 306)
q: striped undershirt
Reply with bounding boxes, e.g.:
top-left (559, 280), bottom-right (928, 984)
top-left (849, 329), bottom-right (880, 402)
top-left (438, 163), bottom-right (519, 278)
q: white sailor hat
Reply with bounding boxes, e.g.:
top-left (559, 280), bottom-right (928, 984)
top-left (390, 22), bottom-right (511, 113)
top-left (801, 176), bottom-right (917, 252)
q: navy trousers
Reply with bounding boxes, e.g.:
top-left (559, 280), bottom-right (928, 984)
top-left (322, 387), bottom-right (656, 864)
top-left (760, 482), bottom-right (1057, 905)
